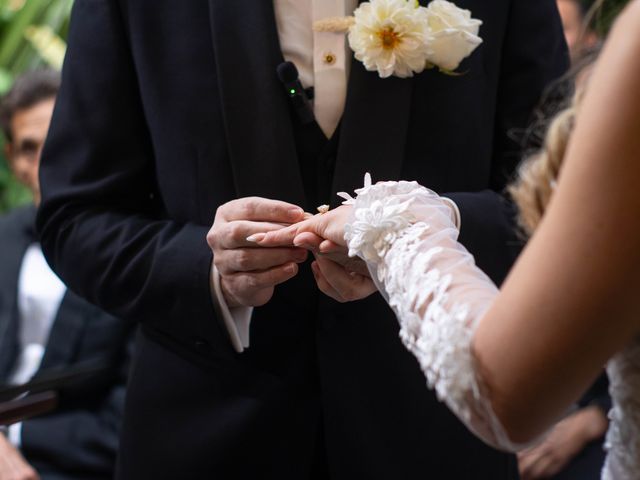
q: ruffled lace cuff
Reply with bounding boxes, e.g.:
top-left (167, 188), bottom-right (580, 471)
top-left (339, 174), bottom-right (530, 452)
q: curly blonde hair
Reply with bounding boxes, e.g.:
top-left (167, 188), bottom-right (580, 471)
top-left (508, 101), bottom-right (576, 235)
top-left (509, 0), bottom-right (610, 235)
top-left (508, 60), bottom-right (595, 235)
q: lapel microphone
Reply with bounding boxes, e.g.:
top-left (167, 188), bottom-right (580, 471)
top-left (276, 61), bottom-right (315, 125)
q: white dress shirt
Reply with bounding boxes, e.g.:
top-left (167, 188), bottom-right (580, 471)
top-left (6, 243), bottom-right (67, 446)
top-left (274, 0), bottom-right (357, 137)
top-left (212, 0), bottom-right (358, 353)
top-left (213, 0), bottom-right (459, 353)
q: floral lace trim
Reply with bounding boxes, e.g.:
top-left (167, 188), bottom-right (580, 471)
top-left (342, 176), bottom-right (479, 407)
top-left (602, 341), bottom-right (640, 479)
top-left (341, 174), bottom-right (525, 451)
top-left (340, 173), bottom-right (438, 280)
top-left (386, 224), bottom-right (480, 415)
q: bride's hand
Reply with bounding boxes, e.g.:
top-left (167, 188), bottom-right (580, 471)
top-left (249, 205), bottom-right (352, 250)
top-left (255, 205), bottom-right (369, 276)
top-left (250, 205), bottom-right (376, 300)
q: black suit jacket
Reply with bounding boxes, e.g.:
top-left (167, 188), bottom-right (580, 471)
top-left (37, 1), bottom-right (568, 478)
top-left (0, 205), bottom-right (133, 480)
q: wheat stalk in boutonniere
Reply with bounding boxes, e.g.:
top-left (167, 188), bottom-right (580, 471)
top-left (313, 0), bottom-right (483, 79)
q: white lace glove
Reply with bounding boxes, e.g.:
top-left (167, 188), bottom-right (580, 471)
top-left (340, 174), bottom-right (526, 452)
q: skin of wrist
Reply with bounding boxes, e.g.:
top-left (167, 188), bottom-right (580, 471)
top-left (574, 405), bottom-right (608, 442)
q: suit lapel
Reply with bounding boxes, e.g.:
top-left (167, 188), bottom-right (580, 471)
top-left (0, 207), bottom-right (36, 380)
top-left (330, 49), bottom-right (414, 205)
top-left (0, 287), bottom-right (19, 381)
top-left (208, 0), bottom-right (306, 207)
top-left (38, 291), bottom-right (87, 370)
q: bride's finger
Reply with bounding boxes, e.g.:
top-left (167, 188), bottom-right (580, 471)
top-left (249, 223), bottom-right (301, 246)
top-left (252, 215), bottom-right (325, 246)
top-left (293, 232), bottom-right (324, 251)
top-left (318, 239), bottom-right (345, 254)
top-left (251, 205), bottom-right (351, 247)
top-left (319, 240), bottom-right (340, 253)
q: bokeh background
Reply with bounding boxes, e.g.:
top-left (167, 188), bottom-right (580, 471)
top-left (0, 0), bottom-right (629, 213)
top-left (0, 0), bottom-right (70, 213)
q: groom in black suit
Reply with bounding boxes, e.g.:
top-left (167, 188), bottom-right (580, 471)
top-left (37, 1), bottom-right (568, 478)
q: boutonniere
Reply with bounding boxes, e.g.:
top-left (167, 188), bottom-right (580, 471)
top-left (313, 0), bottom-right (483, 79)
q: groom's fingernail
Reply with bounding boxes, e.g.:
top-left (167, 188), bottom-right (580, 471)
top-left (288, 208), bottom-right (304, 219)
top-left (246, 233), bottom-right (266, 243)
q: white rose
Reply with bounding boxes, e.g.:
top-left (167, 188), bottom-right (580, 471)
top-left (348, 0), bottom-right (432, 78)
top-left (424, 0), bottom-right (483, 72)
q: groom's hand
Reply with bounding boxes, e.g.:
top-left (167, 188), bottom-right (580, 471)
top-left (207, 197), bottom-right (308, 308)
top-left (311, 256), bottom-right (377, 303)
top-left (253, 205), bottom-right (369, 277)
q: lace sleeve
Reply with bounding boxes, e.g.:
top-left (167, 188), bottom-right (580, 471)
top-left (339, 174), bottom-right (530, 452)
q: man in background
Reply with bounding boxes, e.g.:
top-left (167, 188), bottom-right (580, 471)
top-left (557, 0), bottom-right (600, 60)
top-left (0, 70), bottom-right (133, 480)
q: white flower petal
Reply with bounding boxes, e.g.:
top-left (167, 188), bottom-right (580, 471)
top-left (424, 0), bottom-right (483, 71)
top-left (348, 0), bottom-right (432, 79)
top-left (427, 29), bottom-right (483, 71)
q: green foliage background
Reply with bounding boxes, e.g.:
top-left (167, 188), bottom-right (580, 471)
top-left (0, 0), bottom-right (71, 213)
top-left (0, 0), bottom-right (633, 213)
top-left (590, 0), bottom-right (630, 33)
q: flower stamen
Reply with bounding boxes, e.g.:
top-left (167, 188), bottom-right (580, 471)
top-left (379, 27), bottom-right (401, 50)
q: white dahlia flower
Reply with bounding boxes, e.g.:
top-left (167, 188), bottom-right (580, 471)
top-left (348, 0), bottom-right (432, 78)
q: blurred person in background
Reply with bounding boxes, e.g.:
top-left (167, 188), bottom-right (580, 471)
top-left (557, 0), bottom-right (600, 60)
top-left (0, 69), bottom-right (134, 480)
top-left (517, 374), bottom-right (609, 479)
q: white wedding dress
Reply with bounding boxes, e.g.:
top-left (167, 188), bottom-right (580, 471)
top-left (340, 175), bottom-right (640, 479)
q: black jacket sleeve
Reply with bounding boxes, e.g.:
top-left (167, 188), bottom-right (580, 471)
top-left (36, 0), bottom-right (231, 357)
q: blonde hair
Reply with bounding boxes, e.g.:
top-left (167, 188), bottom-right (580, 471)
top-left (508, 98), bottom-right (577, 235)
top-left (509, 53), bottom-right (599, 235)
top-left (509, 0), bottom-right (609, 235)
